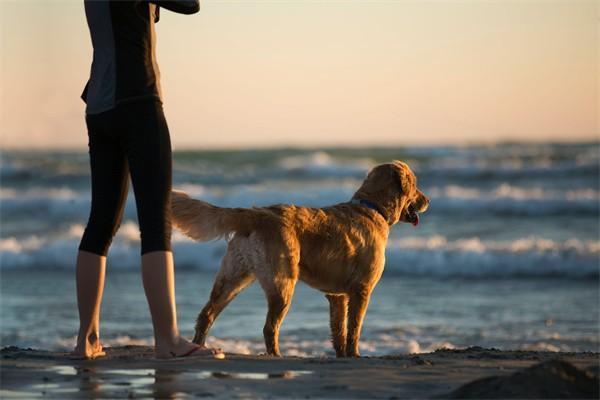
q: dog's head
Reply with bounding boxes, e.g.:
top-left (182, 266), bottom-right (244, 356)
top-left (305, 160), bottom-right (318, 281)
top-left (353, 161), bottom-right (429, 226)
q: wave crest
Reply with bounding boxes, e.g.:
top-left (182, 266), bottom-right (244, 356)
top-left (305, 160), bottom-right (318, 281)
top-left (1, 224), bottom-right (597, 278)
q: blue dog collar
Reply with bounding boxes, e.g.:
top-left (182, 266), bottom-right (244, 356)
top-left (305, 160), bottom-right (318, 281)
top-left (350, 198), bottom-right (388, 222)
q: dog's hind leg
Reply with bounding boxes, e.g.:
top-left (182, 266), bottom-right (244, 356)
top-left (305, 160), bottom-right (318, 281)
top-left (326, 294), bottom-right (348, 357)
top-left (193, 248), bottom-right (254, 345)
top-left (258, 276), bottom-right (297, 357)
top-left (345, 287), bottom-right (371, 357)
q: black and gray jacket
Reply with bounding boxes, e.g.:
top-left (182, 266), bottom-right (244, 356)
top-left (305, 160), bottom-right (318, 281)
top-left (82, 0), bottom-right (199, 115)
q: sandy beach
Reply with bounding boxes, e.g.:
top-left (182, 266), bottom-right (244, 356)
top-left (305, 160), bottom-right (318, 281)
top-left (1, 346), bottom-right (597, 399)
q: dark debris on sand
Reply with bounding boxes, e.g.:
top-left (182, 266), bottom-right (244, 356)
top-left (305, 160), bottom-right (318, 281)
top-left (444, 359), bottom-right (600, 399)
top-left (1, 346), bottom-right (52, 360)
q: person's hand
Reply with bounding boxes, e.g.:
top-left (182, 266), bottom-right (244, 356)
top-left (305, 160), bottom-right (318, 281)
top-left (149, 0), bottom-right (200, 15)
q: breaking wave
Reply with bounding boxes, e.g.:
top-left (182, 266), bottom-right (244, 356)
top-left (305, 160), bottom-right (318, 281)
top-left (1, 222), bottom-right (597, 278)
top-left (2, 182), bottom-right (598, 222)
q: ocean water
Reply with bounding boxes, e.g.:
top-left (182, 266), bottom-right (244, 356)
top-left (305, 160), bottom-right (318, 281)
top-left (1, 143), bottom-right (598, 355)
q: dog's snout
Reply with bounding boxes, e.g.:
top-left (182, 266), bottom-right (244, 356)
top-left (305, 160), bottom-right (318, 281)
top-left (415, 191), bottom-right (429, 213)
top-left (420, 197), bottom-right (429, 213)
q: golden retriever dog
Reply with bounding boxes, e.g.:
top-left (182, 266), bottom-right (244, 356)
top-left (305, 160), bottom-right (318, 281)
top-left (170, 161), bottom-right (429, 357)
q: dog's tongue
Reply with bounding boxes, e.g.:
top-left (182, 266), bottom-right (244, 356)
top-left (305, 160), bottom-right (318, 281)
top-left (410, 211), bottom-right (419, 227)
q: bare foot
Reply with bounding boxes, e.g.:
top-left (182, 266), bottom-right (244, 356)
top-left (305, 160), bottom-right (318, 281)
top-left (155, 337), bottom-right (224, 359)
top-left (71, 338), bottom-right (106, 360)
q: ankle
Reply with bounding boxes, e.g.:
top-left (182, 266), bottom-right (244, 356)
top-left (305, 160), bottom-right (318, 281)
top-left (77, 330), bottom-right (100, 345)
top-left (154, 333), bottom-right (182, 349)
top-left (150, 327), bottom-right (180, 348)
top-left (155, 335), bottom-right (199, 355)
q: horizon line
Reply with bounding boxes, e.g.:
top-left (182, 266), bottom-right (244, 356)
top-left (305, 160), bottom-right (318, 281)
top-left (1, 138), bottom-right (598, 153)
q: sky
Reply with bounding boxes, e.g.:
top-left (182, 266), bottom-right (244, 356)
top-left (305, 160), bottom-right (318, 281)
top-left (0, 0), bottom-right (597, 149)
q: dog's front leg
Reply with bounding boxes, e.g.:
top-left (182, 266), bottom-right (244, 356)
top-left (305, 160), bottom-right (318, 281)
top-left (326, 294), bottom-right (348, 357)
top-left (345, 288), bottom-right (371, 357)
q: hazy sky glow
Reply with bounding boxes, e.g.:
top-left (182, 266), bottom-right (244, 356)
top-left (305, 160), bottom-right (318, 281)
top-left (0, 0), bottom-right (597, 149)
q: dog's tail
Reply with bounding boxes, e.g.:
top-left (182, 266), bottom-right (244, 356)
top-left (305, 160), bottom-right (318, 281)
top-left (170, 190), bottom-right (266, 242)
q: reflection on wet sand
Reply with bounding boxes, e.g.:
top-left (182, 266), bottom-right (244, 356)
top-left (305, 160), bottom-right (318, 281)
top-left (153, 368), bottom-right (188, 400)
top-left (207, 370), bottom-right (311, 380)
top-left (20, 364), bottom-right (313, 399)
top-left (75, 366), bottom-right (154, 398)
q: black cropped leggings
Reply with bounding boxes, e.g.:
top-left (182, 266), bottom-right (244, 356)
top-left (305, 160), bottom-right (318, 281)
top-left (79, 99), bottom-right (172, 256)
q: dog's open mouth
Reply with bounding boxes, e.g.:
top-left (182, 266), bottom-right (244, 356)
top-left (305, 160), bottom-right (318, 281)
top-left (407, 204), bottom-right (419, 227)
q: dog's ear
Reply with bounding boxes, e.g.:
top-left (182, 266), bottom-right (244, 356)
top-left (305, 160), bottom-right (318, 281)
top-left (360, 164), bottom-right (395, 195)
top-left (360, 162), bottom-right (414, 195)
top-left (391, 161), bottom-right (415, 195)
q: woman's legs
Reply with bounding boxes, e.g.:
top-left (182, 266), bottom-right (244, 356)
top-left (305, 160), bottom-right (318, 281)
top-left (76, 101), bottom-right (221, 359)
top-left (74, 250), bottom-right (107, 359)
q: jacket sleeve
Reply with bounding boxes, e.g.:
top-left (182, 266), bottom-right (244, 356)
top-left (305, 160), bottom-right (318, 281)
top-left (148, 0), bottom-right (200, 15)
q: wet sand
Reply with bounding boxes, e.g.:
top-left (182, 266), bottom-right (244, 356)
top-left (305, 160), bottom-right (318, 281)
top-left (0, 346), bottom-right (598, 399)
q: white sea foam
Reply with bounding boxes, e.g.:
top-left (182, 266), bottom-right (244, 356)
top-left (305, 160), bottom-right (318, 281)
top-left (277, 151), bottom-right (374, 177)
top-left (1, 223), bottom-right (597, 277)
top-left (37, 332), bottom-right (597, 355)
top-left (1, 182), bottom-right (597, 223)
top-left (2, 144), bottom-right (598, 186)
top-left (428, 184), bottom-right (600, 202)
top-left (0, 187), bottom-right (80, 200)
top-left (385, 235), bottom-right (599, 278)
top-left (46, 333), bottom-right (450, 356)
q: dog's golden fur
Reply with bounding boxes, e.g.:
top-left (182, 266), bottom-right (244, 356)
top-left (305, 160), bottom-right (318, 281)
top-left (171, 161), bottom-right (429, 357)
